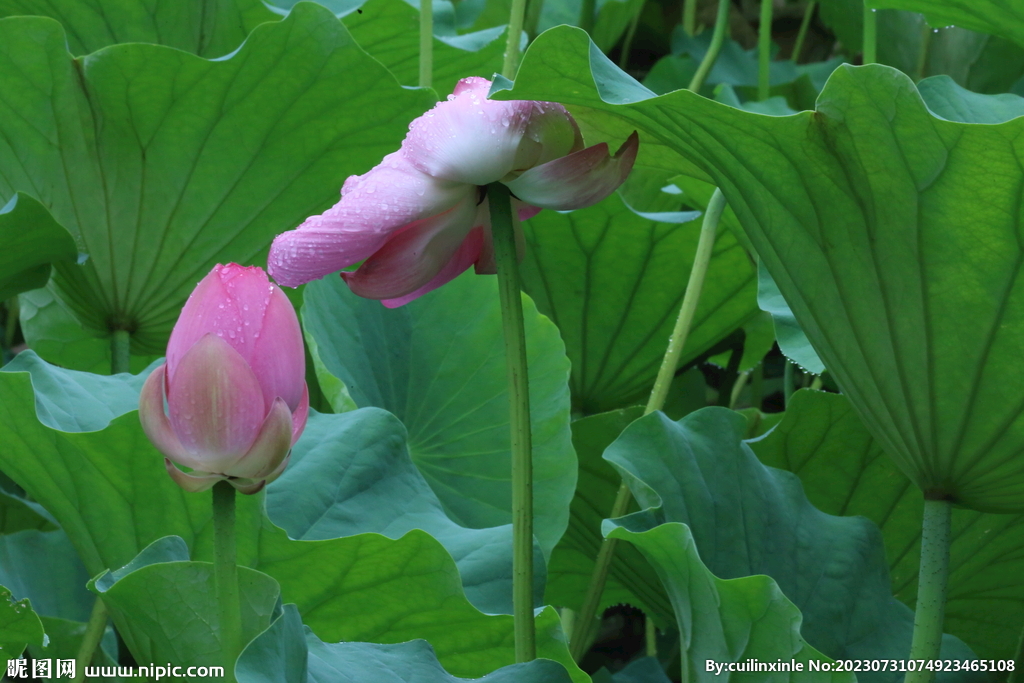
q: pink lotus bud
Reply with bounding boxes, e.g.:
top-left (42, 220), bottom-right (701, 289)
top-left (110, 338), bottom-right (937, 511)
top-left (268, 77), bottom-right (639, 307)
top-left (139, 264), bottom-right (309, 495)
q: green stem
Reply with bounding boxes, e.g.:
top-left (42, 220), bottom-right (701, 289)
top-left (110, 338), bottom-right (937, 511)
top-left (72, 598), bottom-right (108, 682)
top-left (783, 359), bottom-right (794, 407)
top-left (682, 0), bottom-right (696, 35)
top-left (862, 5), bottom-right (877, 64)
top-left (729, 371), bottom-right (750, 409)
top-left (213, 481), bottom-right (242, 682)
top-left (579, 0), bottom-right (596, 34)
top-left (687, 0), bottom-right (730, 92)
top-left (111, 329), bottom-right (131, 375)
top-left (914, 22), bottom-right (932, 81)
top-left (488, 183), bottom-right (535, 663)
top-left (791, 0), bottom-right (815, 63)
top-left (524, 0), bottom-right (544, 40)
top-left (4, 297), bottom-right (19, 350)
top-left (646, 188), bottom-right (725, 413)
top-left (751, 363), bottom-right (764, 410)
top-left (618, 0), bottom-right (646, 69)
top-left (569, 189), bottom-right (727, 662)
top-left (809, 375), bottom-right (823, 391)
top-left (905, 498), bottom-right (951, 683)
top-left (757, 0), bottom-right (773, 100)
top-left (645, 617), bottom-right (657, 657)
top-left (502, 0), bottom-right (529, 78)
top-left (419, 0), bottom-right (433, 88)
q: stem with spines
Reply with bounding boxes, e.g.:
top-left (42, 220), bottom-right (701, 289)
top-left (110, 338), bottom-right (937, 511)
top-left (502, 0), bottom-right (529, 78)
top-left (213, 481), bottom-right (243, 682)
top-left (905, 498), bottom-right (952, 683)
top-left (488, 183), bottom-right (535, 662)
top-left (419, 0), bottom-right (433, 88)
top-left (569, 189), bottom-right (727, 661)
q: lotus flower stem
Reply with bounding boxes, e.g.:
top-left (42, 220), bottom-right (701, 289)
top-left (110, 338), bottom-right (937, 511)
top-left (72, 598), bottom-right (108, 682)
top-left (111, 329), bottom-right (131, 374)
top-left (488, 182), bottom-right (536, 662)
top-left (757, 0), bottom-right (773, 100)
top-left (682, 0), bottom-right (696, 35)
top-left (570, 189), bottom-right (726, 662)
top-left (863, 5), bottom-right (877, 64)
top-left (688, 0), bottom-right (730, 92)
top-left (419, 0), bottom-right (433, 88)
top-left (502, 0), bottom-right (529, 78)
top-left (213, 481), bottom-right (243, 682)
top-left (906, 498), bottom-right (951, 683)
top-left (791, 0), bottom-right (815, 63)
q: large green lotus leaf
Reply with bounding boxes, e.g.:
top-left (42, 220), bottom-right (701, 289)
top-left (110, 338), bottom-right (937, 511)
top-left (238, 603), bottom-right (575, 683)
top-left (865, 0), bottom-right (1024, 50)
top-left (518, 191), bottom-right (758, 415)
top-left (0, 193), bottom-right (78, 301)
top-left (0, 585), bottom-right (44, 671)
top-left (343, 0), bottom-right (506, 95)
top-left (606, 523), bottom-right (850, 683)
top-left (265, 407), bottom-right (541, 615)
top-left (592, 658), bottom-right (672, 683)
top-left (19, 285), bottom-right (160, 375)
top-left (0, 475), bottom-right (54, 534)
top-left (1, 0), bottom-right (507, 97)
top-left (300, 272), bottom-right (575, 559)
top-left (544, 408), bottom-right (673, 628)
top-left (917, 76), bottom-right (1024, 123)
top-left (0, 529), bottom-right (119, 671)
top-left (0, 0), bottom-right (275, 57)
top-left (90, 537), bottom-right (280, 682)
top-left (752, 389), bottom-right (1024, 662)
top-left (757, 261), bottom-right (825, 375)
top-left (0, 354), bottom-right (585, 680)
top-left (604, 409), bottom-right (979, 680)
top-left (0, 4), bottom-right (434, 361)
top-left (497, 29), bottom-right (1024, 512)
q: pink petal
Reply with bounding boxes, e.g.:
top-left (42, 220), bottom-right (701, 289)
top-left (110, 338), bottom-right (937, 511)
top-left (164, 460), bottom-right (225, 493)
top-left (504, 131), bottom-right (640, 210)
top-left (381, 227), bottom-right (485, 308)
top-left (166, 334), bottom-right (267, 471)
top-left (166, 264), bottom-right (273, 382)
top-left (226, 397), bottom-right (293, 480)
top-left (268, 152), bottom-right (471, 287)
top-left (138, 364), bottom-right (206, 471)
top-left (343, 193), bottom-right (478, 301)
top-left (403, 77), bottom-right (576, 186)
top-left (231, 477), bottom-right (269, 495)
top-left (247, 285), bottom-right (305, 412)
top-left (290, 384), bottom-right (310, 445)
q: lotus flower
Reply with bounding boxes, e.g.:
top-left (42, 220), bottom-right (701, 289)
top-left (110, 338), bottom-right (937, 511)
top-left (268, 76), bottom-right (639, 307)
top-left (139, 264), bottom-right (308, 494)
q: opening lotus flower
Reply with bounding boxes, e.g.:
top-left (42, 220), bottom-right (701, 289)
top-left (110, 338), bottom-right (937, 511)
top-left (138, 263), bottom-right (309, 494)
top-left (268, 76), bottom-right (639, 307)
